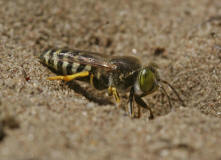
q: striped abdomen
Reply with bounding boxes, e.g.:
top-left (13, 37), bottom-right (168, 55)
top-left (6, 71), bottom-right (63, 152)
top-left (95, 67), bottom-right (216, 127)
top-left (39, 49), bottom-right (92, 75)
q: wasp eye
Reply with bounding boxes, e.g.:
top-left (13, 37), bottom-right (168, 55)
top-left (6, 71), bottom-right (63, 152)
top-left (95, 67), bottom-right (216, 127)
top-left (139, 68), bottom-right (157, 94)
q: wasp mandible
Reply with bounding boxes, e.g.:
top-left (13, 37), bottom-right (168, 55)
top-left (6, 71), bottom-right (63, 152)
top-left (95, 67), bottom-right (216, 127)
top-left (39, 49), bottom-right (185, 119)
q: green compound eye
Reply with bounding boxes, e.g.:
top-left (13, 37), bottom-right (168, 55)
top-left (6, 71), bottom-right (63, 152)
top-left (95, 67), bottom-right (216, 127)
top-left (138, 68), bottom-right (157, 94)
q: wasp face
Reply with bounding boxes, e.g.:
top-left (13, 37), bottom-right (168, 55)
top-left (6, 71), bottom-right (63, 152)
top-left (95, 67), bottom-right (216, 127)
top-left (135, 66), bottom-right (159, 96)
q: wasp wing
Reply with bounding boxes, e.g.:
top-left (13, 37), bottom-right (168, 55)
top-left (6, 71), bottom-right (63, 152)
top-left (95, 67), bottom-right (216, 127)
top-left (55, 49), bottom-right (117, 71)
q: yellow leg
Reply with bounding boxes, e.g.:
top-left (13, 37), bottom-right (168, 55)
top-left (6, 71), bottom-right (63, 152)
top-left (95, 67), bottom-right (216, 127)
top-left (108, 86), bottom-right (120, 103)
top-left (90, 74), bottom-right (94, 87)
top-left (108, 87), bottom-right (113, 96)
top-left (48, 71), bottom-right (89, 82)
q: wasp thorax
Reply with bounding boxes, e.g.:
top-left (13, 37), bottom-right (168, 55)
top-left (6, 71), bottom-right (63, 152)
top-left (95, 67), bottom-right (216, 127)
top-left (138, 67), bottom-right (159, 95)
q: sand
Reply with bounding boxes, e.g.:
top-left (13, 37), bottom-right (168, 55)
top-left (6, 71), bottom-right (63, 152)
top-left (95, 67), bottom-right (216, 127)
top-left (0, 0), bottom-right (221, 159)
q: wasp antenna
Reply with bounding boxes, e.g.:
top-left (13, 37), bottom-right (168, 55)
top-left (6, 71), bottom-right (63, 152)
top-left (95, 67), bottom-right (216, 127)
top-left (160, 80), bottom-right (185, 107)
top-left (159, 84), bottom-right (173, 110)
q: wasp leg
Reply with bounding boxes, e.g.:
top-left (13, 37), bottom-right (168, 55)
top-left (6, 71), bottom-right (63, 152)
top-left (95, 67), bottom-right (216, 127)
top-left (108, 86), bottom-right (120, 103)
top-left (90, 73), bottom-right (94, 87)
top-left (134, 96), bottom-right (154, 119)
top-left (129, 87), bottom-right (134, 117)
top-left (48, 71), bottom-right (89, 82)
top-left (108, 87), bottom-right (113, 96)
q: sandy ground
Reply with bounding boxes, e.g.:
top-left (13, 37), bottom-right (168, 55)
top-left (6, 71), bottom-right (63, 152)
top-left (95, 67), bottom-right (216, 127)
top-left (0, 0), bottom-right (221, 159)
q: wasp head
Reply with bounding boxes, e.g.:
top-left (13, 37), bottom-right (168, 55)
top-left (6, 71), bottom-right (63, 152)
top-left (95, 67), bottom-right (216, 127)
top-left (134, 63), bottom-right (185, 108)
top-left (135, 64), bottom-right (160, 96)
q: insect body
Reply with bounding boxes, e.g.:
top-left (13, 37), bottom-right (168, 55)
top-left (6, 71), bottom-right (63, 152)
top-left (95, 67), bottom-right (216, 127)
top-left (39, 49), bottom-right (185, 119)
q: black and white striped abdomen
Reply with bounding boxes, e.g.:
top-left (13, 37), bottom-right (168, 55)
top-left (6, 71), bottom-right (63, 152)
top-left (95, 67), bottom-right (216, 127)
top-left (39, 49), bottom-right (92, 75)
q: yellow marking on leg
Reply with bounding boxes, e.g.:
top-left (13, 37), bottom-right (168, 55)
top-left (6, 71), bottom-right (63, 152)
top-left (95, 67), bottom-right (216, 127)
top-left (90, 74), bottom-right (94, 87)
top-left (108, 86), bottom-right (113, 96)
top-left (113, 87), bottom-right (120, 103)
top-left (48, 71), bottom-right (89, 82)
top-left (108, 86), bottom-right (120, 103)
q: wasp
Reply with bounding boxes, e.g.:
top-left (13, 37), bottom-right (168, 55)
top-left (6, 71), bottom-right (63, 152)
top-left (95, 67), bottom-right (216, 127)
top-left (39, 48), bottom-right (185, 119)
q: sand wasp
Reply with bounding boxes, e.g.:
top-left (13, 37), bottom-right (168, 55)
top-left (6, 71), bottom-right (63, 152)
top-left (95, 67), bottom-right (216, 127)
top-left (39, 49), bottom-right (185, 119)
